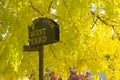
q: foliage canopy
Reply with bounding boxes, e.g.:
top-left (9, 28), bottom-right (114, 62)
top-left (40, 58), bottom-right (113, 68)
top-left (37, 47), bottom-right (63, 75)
top-left (1, 0), bottom-right (120, 79)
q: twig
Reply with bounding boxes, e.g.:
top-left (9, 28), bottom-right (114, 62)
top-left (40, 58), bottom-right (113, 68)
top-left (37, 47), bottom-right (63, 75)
top-left (91, 17), bottom-right (98, 29)
top-left (47, 1), bottom-right (54, 13)
top-left (50, 45), bottom-right (61, 61)
top-left (63, 0), bottom-right (72, 20)
top-left (30, 0), bottom-right (43, 16)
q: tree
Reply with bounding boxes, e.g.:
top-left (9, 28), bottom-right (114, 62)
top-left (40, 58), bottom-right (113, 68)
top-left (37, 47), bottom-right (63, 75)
top-left (0, 0), bottom-right (120, 79)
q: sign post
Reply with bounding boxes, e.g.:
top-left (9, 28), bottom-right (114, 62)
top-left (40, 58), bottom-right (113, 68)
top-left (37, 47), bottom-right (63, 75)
top-left (39, 46), bottom-right (43, 80)
top-left (23, 18), bottom-right (59, 80)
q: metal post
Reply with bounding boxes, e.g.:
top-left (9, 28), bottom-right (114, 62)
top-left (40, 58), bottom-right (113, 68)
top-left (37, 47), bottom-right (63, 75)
top-left (39, 46), bottom-right (43, 80)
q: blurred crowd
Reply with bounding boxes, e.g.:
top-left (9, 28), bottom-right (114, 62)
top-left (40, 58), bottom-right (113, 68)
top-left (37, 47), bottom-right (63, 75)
top-left (44, 67), bottom-right (91, 80)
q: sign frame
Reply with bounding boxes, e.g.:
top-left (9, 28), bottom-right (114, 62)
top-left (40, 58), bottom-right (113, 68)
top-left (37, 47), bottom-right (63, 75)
top-left (28, 18), bottom-right (59, 47)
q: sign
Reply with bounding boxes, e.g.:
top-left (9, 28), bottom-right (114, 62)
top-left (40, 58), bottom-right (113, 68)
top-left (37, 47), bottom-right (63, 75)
top-left (24, 17), bottom-right (60, 80)
top-left (28, 18), bottom-right (59, 47)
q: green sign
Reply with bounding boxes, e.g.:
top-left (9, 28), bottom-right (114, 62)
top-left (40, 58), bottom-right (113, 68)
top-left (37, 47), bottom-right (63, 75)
top-left (28, 18), bottom-right (59, 47)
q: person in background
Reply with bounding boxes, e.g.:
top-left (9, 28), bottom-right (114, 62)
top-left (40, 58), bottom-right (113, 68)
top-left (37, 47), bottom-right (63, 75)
top-left (58, 76), bottom-right (62, 80)
top-left (49, 72), bottom-right (58, 80)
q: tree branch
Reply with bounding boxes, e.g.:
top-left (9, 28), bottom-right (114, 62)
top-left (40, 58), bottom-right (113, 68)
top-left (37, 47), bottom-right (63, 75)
top-left (63, 0), bottom-right (72, 21)
top-left (47, 1), bottom-right (54, 13)
top-left (91, 17), bottom-right (98, 29)
top-left (91, 12), bottom-right (115, 28)
top-left (50, 45), bottom-right (61, 61)
top-left (91, 11), bottom-right (120, 40)
top-left (30, 0), bottom-right (43, 16)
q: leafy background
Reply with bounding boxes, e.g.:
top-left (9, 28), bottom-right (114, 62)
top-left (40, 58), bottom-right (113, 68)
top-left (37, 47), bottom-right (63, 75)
top-left (0, 0), bottom-right (120, 79)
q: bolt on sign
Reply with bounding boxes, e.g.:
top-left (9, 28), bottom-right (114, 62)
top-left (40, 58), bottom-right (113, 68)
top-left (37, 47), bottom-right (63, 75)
top-left (28, 18), bottom-right (59, 47)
